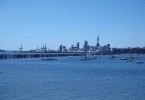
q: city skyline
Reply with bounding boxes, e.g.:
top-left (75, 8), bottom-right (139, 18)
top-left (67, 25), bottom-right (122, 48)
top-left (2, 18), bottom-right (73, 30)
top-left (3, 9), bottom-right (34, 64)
top-left (0, 0), bottom-right (145, 50)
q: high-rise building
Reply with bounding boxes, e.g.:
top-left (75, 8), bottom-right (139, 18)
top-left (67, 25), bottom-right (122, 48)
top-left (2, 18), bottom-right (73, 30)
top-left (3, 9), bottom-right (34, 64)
top-left (59, 45), bottom-right (63, 52)
top-left (107, 44), bottom-right (110, 47)
top-left (62, 46), bottom-right (67, 52)
top-left (76, 42), bottom-right (79, 49)
top-left (83, 40), bottom-right (88, 52)
top-left (71, 45), bottom-right (74, 50)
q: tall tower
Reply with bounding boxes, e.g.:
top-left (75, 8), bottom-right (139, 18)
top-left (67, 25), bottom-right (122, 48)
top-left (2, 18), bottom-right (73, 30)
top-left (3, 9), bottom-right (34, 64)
top-left (96, 33), bottom-right (100, 49)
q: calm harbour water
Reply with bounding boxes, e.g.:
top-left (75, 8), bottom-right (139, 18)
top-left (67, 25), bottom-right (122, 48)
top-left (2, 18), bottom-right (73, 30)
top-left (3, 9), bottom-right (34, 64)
top-left (0, 55), bottom-right (145, 100)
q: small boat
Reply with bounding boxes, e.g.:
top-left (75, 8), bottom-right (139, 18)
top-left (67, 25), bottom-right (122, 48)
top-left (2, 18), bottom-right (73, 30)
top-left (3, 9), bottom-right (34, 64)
top-left (110, 55), bottom-right (115, 58)
top-left (41, 57), bottom-right (57, 61)
top-left (98, 55), bottom-right (101, 58)
top-left (135, 60), bottom-right (144, 64)
top-left (68, 56), bottom-right (73, 58)
top-left (120, 57), bottom-right (127, 60)
top-left (91, 55), bottom-right (97, 59)
top-left (116, 55), bottom-right (119, 57)
top-left (91, 52), bottom-right (97, 59)
top-left (81, 56), bottom-right (90, 60)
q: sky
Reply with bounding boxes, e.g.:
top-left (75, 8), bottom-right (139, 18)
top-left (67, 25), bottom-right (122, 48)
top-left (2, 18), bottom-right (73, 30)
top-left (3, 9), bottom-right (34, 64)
top-left (0, 0), bottom-right (145, 50)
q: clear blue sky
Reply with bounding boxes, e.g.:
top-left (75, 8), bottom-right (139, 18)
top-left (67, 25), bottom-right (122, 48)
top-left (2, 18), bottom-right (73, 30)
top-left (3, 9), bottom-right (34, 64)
top-left (0, 0), bottom-right (145, 50)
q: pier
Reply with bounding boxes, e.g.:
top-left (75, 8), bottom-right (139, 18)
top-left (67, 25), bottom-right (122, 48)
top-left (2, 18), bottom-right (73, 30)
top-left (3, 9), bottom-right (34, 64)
top-left (0, 52), bottom-right (86, 59)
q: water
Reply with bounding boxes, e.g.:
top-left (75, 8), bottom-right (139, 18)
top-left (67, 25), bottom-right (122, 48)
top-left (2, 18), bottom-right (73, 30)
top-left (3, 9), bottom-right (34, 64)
top-left (0, 55), bottom-right (145, 100)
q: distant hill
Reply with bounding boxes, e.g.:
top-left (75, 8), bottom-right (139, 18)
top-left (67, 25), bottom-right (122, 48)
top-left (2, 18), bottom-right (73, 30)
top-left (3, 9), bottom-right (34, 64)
top-left (0, 49), bottom-right (6, 52)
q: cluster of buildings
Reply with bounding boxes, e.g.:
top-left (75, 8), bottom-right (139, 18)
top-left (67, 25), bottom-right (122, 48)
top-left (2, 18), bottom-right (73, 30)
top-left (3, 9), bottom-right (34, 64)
top-left (58, 35), bottom-right (111, 54)
top-left (22, 34), bottom-right (111, 54)
top-left (1, 34), bottom-right (145, 54)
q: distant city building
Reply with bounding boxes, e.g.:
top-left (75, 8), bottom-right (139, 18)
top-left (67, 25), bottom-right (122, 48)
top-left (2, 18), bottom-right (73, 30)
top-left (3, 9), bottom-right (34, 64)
top-left (77, 42), bottom-right (79, 49)
top-left (99, 44), bottom-right (111, 54)
top-left (90, 46), bottom-right (95, 51)
top-left (59, 45), bottom-right (63, 52)
top-left (62, 46), bottom-right (67, 52)
top-left (70, 45), bottom-right (78, 52)
top-left (83, 40), bottom-right (88, 52)
top-left (107, 44), bottom-right (110, 47)
top-left (71, 45), bottom-right (74, 50)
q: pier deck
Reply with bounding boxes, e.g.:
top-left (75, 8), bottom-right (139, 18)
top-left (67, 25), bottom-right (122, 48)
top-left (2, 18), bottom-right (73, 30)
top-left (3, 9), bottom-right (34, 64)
top-left (0, 52), bottom-right (85, 59)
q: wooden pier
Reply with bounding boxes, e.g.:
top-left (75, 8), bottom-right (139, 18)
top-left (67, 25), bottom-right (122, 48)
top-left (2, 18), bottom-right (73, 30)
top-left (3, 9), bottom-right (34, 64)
top-left (0, 52), bottom-right (86, 59)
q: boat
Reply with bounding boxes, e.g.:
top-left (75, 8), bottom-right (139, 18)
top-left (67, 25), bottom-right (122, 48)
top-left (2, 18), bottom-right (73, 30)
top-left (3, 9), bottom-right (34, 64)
top-left (120, 57), bottom-right (127, 60)
top-left (68, 56), bottom-right (73, 58)
top-left (110, 55), bottom-right (115, 58)
top-left (98, 55), bottom-right (101, 58)
top-left (135, 60), bottom-right (144, 64)
top-left (91, 56), bottom-right (97, 59)
top-left (81, 56), bottom-right (91, 60)
top-left (120, 55), bottom-right (136, 61)
top-left (91, 51), bottom-right (97, 59)
top-left (110, 55), bottom-right (116, 60)
top-left (41, 57), bottom-right (57, 61)
top-left (115, 55), bottom-right (119, 57)
top-left (91, 53), bottom-right (97, 59)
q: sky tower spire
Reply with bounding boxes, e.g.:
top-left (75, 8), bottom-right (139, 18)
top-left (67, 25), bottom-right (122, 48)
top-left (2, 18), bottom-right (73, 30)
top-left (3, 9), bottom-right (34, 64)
top-left (96, 33), bottom-right (100, 49)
